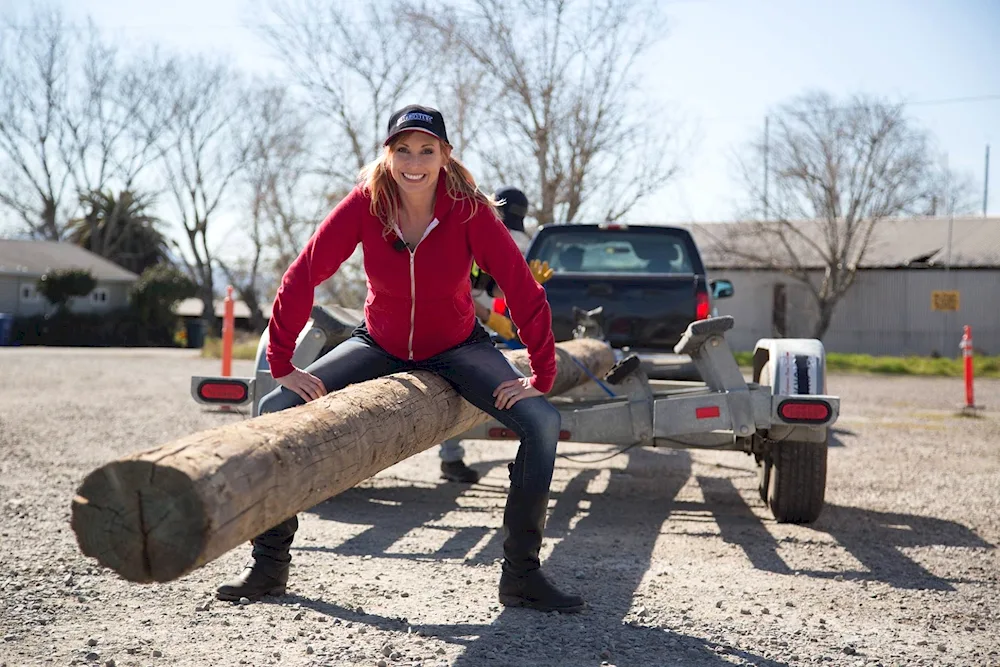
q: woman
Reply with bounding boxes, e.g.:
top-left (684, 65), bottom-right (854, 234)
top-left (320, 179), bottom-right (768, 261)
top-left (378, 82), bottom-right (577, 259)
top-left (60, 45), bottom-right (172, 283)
top-left (216, 105), bottom-right (584, 614)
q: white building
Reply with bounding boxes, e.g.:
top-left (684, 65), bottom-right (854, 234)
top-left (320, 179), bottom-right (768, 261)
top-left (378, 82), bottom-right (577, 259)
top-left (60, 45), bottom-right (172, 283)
top-left (0, 240), bottom-right (138, 317)
top-left (686, 217), bottom-right (1000, 356)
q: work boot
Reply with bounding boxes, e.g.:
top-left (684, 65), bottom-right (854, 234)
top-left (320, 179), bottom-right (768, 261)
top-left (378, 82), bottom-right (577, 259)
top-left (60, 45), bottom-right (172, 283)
top-left (498, 485), bottom-right (585, 613)
top-left (216, 516), bottom-right (298, 601)
top-left (441, 459), bottom-right (480, 484)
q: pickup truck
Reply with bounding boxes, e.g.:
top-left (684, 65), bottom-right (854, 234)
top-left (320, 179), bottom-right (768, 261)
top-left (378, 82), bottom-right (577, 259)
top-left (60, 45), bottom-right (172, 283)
top-left (524, 223), bottom-right (733, 379)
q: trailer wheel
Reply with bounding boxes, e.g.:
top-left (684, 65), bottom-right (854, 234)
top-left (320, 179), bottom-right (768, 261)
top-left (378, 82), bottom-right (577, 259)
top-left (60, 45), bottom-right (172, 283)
top-left (764, 439), bottom-right (827, 523)
top-left (756, 360), bottom-right (827, 523)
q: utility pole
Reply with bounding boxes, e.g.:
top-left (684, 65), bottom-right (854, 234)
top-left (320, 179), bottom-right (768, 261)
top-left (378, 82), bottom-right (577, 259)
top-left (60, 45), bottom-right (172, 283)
top-left (984, 144), bottom-right (990, 217)
top-left (763, 115), bottom-right (770, 221)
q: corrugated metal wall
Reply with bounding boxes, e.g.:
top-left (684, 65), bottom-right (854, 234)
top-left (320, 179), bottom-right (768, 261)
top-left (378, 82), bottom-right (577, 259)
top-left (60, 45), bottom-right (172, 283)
top-left (709, 269), bottom-right (1000, 356)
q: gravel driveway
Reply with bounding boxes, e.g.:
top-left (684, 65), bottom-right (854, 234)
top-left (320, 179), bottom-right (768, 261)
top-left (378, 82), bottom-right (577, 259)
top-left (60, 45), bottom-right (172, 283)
top-left (0, 347), bottom-right (997, 667)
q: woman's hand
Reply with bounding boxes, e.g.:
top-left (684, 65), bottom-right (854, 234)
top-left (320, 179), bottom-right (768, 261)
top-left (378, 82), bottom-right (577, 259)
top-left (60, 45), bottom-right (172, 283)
top-left (276, 368), bottom-right (327, 403)
top-left (493, 377), bottom-right (542, 410)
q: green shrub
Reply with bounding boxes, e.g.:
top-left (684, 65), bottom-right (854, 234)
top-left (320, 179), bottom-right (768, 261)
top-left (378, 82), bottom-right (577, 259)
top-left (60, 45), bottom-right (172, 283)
top-left (36, 269), bottom-right (97, 314)
top-left (129, 264), bottom-right (198, 345)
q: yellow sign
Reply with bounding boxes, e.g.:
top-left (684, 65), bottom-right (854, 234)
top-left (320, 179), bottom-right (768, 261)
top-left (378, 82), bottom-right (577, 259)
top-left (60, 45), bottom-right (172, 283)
top-left (931, 290), bottom-right (960, 312)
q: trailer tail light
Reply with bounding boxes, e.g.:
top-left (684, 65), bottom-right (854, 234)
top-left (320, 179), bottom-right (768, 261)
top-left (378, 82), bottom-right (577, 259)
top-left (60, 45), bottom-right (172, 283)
top-left (778, 399), bottom-right (832, 424)
top-left (196, 379), bottom-right (249, 404)
top-left (489, 428), bottom-right (572, 440)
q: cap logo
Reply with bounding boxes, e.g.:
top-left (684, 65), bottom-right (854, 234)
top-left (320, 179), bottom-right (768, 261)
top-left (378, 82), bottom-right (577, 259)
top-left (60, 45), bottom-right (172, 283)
top-left (397, 112), bottom-right (434, 126)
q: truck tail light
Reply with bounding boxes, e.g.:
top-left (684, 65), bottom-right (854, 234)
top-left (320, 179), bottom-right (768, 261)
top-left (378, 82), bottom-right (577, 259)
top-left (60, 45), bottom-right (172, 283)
top-left (695, 288), bottom-right (710, 320)
top-left (777, 399), bottom-right (832, 424)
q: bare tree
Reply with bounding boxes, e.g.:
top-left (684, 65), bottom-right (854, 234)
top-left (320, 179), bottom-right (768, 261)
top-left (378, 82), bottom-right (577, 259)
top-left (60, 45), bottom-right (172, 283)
top-left (218, 84), bottom-right (314, 331)
top-left (251, 0), bottom-right (432, 185)
top-left (156, 57), bottom-right (250, 331)
top-left (221, 83), bottom-right (368, 323)
top-left (0, 7), bottom-right (76, 239)
top-left (433, 58), bottom-right (492, 160)
top-left (410, 0), bottom-right (680, 225)
top-left (923, 155), bottom-right (979, 217)
top-left (713, 92), bottom-right (938, 339)
top-left (0, 8), bottom-right (168, 240)
top-left (66, 41), bottom-right (172, 258)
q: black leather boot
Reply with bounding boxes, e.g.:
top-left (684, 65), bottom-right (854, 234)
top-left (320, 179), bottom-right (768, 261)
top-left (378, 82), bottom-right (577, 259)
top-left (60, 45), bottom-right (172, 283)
top-left (216, 516), bottom-right (298, 601)
top-left (441, 459), bottom-right (481, 483)
top-left (498, 486), bottom-right (585, 613)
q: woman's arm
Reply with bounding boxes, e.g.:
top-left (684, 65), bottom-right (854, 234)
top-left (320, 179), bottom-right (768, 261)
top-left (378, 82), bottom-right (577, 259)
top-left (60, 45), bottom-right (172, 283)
top-left (267, 189), bottom-right (365, 378)
top-left (467, 211), bottom-right (556, 393)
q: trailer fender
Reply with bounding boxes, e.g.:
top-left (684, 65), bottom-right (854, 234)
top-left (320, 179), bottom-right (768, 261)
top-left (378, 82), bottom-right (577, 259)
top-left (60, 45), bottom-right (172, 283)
top-left (752, 338), bottom-right (827, 396)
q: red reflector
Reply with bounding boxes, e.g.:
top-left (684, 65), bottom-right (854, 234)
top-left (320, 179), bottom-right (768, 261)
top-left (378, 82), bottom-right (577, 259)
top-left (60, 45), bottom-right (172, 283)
top-left (199, 381), bottom-right (248, 402)
top-left (695, 405), bottom-right (720, 419)
top-left (778, 400), bottom-right (831, 422)
top-left (488, 428), bottom-right (572, 440)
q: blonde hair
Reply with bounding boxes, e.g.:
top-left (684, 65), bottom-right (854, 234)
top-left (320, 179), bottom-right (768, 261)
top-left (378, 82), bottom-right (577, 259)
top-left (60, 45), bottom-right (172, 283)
top-left (358, 135), bottom-right (499, 234)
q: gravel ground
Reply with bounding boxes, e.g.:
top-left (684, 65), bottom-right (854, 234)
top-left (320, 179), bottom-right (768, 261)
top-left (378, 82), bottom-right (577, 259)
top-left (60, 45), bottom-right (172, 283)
top-left (0, 347), bottom-right (998, 667)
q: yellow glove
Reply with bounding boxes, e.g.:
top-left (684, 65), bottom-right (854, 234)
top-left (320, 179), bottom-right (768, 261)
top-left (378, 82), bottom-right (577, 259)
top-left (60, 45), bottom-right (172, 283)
top-left (486, 310), bottom-right (517, 340)
top-left (529, 259), bottom-right (554, 285)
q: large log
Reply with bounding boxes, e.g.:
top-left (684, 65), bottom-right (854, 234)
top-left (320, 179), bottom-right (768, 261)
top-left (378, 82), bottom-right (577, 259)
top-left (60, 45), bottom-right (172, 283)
top-left (72, 338), bottom-right (614, 583)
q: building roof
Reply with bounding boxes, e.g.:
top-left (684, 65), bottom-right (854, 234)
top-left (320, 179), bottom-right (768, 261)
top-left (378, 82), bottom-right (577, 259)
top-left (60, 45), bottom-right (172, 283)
top-left (0, 240), bottom-right (139, 281)
top-left (683, 216), bottom-right (1000, 270)
top-left (173, 298), bottom-right (273, 320)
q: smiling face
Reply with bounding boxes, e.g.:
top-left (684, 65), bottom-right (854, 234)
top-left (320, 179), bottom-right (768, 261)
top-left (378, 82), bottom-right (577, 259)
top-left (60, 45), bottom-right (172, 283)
top-left (388, 132), bottom-right (450, 198)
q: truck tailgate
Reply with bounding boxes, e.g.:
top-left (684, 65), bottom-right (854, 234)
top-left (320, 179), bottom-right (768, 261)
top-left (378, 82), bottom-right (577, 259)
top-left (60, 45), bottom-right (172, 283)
top-left (543, 273), bottom-right (698, 349)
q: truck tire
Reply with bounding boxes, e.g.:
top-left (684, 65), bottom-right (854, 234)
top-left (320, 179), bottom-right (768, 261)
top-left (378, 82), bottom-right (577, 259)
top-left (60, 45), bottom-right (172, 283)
top-left (756, 360), bottom-right (827, 524)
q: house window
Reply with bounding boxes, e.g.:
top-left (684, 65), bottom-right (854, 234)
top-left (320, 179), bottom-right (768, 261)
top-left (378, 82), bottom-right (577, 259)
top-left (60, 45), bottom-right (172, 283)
top-left (20, 284), bottom-right (40, 303)
top-left (91, 288), bottom-right (110, 304)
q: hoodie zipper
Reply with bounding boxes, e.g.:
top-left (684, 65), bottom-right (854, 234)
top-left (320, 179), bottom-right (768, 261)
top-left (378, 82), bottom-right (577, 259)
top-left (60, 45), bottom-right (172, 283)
top-left (395, 219), bottom-right (440, 361)
top-left (407, 249), bottom-right (416, 360)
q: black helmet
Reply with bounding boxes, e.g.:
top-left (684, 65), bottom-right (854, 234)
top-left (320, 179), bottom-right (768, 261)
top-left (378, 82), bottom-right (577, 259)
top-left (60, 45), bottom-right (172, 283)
top-left (494, 186), bottom-right (528, 233)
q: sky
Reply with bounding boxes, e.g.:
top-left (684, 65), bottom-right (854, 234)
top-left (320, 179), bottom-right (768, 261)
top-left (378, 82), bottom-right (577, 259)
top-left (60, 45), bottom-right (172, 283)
top-left (2, 0), bottom-right (998, 230)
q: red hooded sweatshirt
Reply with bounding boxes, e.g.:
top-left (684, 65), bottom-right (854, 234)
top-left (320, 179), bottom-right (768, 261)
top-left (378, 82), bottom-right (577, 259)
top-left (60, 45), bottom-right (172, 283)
top-left (266, 172), bottom-right (557, 393)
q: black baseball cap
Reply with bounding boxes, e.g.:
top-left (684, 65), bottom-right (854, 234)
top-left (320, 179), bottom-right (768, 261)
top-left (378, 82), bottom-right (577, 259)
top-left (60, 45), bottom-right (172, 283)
top-left (495, 186), bottom-right (528, 219)
top-left (495, 186), bottom-right (528, 232)
top-left (384, 104), bottom-right (450, 146)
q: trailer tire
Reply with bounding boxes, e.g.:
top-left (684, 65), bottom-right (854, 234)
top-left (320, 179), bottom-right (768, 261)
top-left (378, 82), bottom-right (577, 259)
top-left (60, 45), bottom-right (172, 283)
top-left (765, 439), bottom-right (827, 523)
top-left (755, 359), bottom-right (827, 523)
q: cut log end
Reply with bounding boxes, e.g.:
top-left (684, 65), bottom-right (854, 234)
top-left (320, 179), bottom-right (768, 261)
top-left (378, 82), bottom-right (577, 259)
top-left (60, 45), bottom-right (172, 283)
top-left (71, 460), bottom-right (207, 583)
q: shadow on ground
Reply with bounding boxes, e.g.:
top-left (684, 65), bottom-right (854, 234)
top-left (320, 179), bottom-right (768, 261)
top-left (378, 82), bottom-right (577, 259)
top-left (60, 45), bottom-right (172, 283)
top-left (296, 448), bottom-right (789, 665)
top-left (289, 443), bottom-right (992, 664)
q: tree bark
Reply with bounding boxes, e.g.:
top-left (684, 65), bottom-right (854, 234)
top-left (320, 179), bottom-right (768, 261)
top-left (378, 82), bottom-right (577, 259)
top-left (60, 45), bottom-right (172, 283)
top-left (71, 338), bottom-right (615, 583)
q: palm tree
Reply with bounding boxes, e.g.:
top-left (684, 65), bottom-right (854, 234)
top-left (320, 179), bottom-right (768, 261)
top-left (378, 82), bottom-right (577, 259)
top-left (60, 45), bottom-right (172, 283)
top-left (67, 189), bottom-right (171, 275)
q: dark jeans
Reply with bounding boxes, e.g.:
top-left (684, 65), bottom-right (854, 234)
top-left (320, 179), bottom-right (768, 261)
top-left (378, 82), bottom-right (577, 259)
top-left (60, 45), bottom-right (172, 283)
top-left (259, 324), bottom-right (561, 492)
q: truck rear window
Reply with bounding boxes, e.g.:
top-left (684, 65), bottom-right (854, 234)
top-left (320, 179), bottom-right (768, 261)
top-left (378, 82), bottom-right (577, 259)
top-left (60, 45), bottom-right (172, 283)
top-left (531, 230), bottom-right (695, 274)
